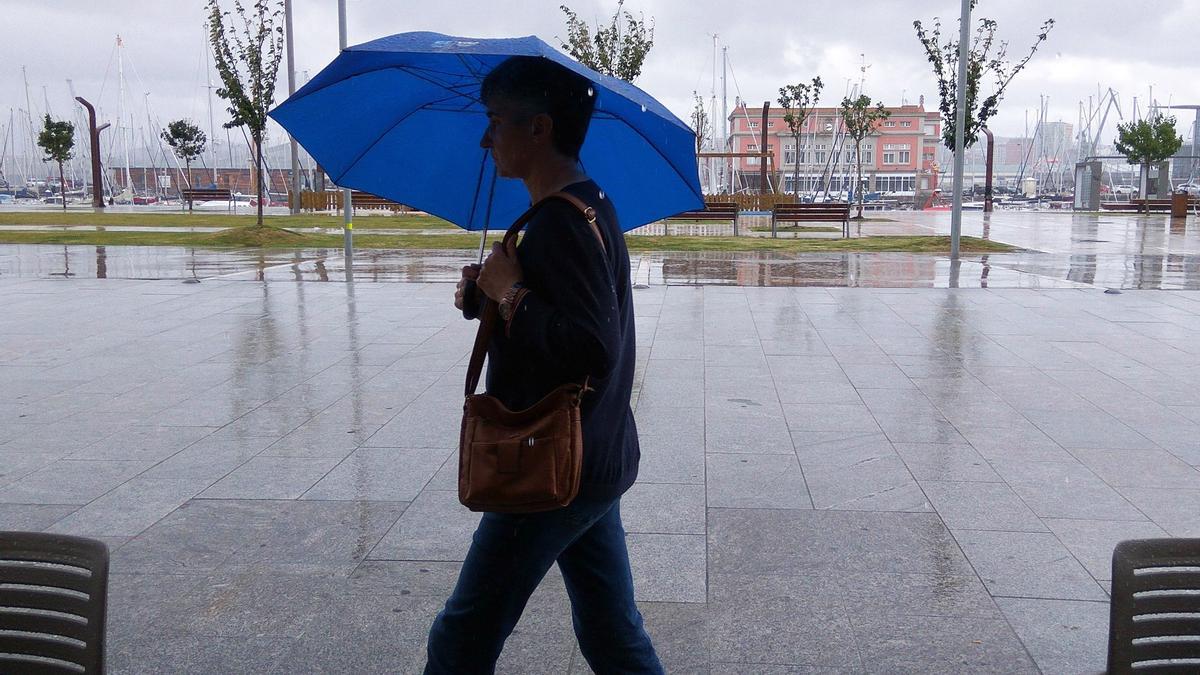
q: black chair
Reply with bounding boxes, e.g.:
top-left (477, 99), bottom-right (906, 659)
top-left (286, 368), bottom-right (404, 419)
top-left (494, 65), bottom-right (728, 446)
top-left (0, 532), bottom-right (110, 674)
top-left (1108, 538), bottom-right (1200, 674)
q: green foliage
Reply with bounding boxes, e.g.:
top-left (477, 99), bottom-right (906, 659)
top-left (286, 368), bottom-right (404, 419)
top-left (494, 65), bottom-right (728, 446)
top-left (37, 115), bottom-right (75, 164)
top-left (777, 77), bottom-right (823, 196)
top-left (38, 115), bottom-right (75, 210)
top-left (839, 96), bottom-right (890, 217)
top-left (691, 92), bottom-right (708, 153)
top-left (1116, 113), bottom-right (1183, 166)
top-left (161, 120), bottom-right (207, 164)
top-left (558, 1), bottom-right (654, 82)
top-left (914, 0), bottom-right (1053, 150)
top-left (839, 95), bottom-right (890, 144)
top-left (778, 78), bottom-right (823, 140)
top-left (206, 0), bottom-right (284, 225)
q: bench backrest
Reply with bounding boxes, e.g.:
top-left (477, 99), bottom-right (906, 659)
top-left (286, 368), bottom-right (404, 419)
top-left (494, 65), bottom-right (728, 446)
top-left (181, 188), bottom-right (231, 197)
top-left (774, 203), bottom-right (850, 214)
top-left (701, 202), bottom-right (739, 212)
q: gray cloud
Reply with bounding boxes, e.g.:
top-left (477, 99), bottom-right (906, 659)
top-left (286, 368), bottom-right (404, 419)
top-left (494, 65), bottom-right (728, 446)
top-left (2, 0), bottom-right (1196, 166)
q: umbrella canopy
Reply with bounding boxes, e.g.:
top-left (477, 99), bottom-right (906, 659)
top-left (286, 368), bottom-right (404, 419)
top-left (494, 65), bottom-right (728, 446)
top-left (269, 31), bottom-right (703, 231)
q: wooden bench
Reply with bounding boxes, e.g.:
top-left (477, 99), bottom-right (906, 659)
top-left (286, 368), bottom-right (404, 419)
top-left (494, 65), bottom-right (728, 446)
top-left (1101, 198), bottom-right (1200, 213)
top-left (772, 202), bottom-right (851, 238)
top-left (181, 188), bottom-right (232, 211)
top-left (664, 201), bottom-right (739, 234)
top-left (350, 190), bottom-right (409, 212)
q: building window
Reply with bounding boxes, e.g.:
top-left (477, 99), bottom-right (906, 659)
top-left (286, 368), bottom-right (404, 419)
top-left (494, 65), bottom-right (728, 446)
top-left (767, 121), bottom-right (775, 128)
top-left (898, 150), bottom-right (911, 164)
top-left (924, 124), bottom-right (937, 136)
top-left (748, 121), bottom-right (758, 128)
top-left (883, 151), bottom-right (896, 164)
top-left (900, 121), bottom-right (912, 128)
top-left (814, 144), bottom-right (827, 163)
top-left (783, 143), bottom-right (796, 165)
top-left (884, 121), bottom-right (896, 127)
top-left (862, 148), bottom-right (873, 164)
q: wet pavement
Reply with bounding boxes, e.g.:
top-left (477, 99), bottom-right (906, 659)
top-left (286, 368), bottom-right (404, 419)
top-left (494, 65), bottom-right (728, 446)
top-left (3, 210), bottom-right (1200, 290)
top-left (3, 273), bottom-right (1200, 672)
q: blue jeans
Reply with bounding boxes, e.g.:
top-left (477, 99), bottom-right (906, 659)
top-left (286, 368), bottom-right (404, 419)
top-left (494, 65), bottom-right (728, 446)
top-left (424, 496), bottom-right (664, 674)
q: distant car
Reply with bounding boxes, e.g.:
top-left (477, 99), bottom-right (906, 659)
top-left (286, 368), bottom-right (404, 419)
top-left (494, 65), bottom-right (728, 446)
top-left (1177, 183), bottom-right (1200, 195)
top-left (132, 195), bottom-right (159, 205)
top-left (1113, 185), bottom-right (1138, 196)
top-left (0, 194), bottom-right (13, 204)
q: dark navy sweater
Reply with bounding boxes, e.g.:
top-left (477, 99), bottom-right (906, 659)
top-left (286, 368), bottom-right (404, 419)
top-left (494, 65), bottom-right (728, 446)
top-left (482, 180), bottom-right (639, 500)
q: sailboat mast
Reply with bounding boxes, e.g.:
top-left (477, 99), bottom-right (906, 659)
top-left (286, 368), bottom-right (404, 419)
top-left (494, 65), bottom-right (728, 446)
top-left (22, 66), bottom-right (37, 185)
top-left (204, 27), bottom-right (218, 185)
top-left (117, 35), bottom-right (132, 196)
top-left (722, 46), bottom-right (728, 195)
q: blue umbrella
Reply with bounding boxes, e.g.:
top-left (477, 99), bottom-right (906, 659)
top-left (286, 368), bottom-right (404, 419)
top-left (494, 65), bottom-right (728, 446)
top-left (269, 31), bottom-right (702, 237)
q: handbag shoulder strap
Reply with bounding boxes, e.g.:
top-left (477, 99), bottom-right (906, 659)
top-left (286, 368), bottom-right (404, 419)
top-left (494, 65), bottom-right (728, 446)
top-left (465, 191), bottom-right (606, 397)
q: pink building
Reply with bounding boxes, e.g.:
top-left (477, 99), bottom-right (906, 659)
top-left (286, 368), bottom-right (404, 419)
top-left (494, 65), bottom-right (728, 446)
top-left (726, 101), bottom-right (942, 197)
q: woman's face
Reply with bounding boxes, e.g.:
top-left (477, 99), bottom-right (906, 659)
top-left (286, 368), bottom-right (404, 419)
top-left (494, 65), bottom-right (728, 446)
top-left (480, 97), bottom-right (536, 179)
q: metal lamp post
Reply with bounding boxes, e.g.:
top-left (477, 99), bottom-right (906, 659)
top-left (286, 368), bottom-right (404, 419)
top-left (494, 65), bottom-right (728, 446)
top-left (337, 0), bottom-right (354, 275)
top-left (950, 0), bottom-right (971, 260)
top-left (284, 0), bottom-right (301, 215)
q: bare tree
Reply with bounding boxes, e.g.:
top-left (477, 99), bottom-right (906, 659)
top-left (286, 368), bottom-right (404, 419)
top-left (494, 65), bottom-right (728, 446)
top-left (839, 95), bottom-right (890, 219)
top-left (914, 0), bottom-right (1053, 150)
top-left (207, 0), bottom-right (284, 227)
top-left (778, 78), bottom-right (823, 199)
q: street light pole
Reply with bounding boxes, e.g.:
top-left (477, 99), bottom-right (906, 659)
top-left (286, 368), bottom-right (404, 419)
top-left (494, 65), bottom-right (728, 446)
top-left (337, 0), bottom-right (354, 274)
top-left (284, 0), bottom-right (301, 215)
top-left (950, 0), bottom-right (971, 260)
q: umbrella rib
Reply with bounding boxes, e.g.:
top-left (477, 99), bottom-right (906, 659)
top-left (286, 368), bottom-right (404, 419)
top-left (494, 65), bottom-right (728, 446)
top-left (330, 92), bottom-right (474, 185)
top-left (597, 116), bottom-right (705, 211)
top-left (276, 63), bottom-right (484, 109)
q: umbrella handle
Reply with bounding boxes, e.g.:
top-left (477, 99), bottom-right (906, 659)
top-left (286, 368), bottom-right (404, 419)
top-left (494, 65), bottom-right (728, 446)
top-left (461, 280), bottom-right (482, 320)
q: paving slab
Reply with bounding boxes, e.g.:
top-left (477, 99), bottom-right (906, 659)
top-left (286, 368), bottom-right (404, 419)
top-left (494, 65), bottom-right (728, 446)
top-left (5, 274), bottom-right (1200, 671)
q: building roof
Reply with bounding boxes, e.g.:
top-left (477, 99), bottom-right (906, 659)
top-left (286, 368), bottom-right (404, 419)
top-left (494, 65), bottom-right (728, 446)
top-left (730, 103), bottom-right (939, 121)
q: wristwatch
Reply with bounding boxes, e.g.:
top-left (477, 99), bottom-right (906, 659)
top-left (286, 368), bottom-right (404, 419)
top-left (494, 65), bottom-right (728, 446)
top-left (498, 282), bottom-right (525, 321)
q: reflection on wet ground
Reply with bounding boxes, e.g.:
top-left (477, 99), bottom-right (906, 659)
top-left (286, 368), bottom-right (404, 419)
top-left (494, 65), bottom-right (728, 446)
top-left (6, 245), bottom-right (1200, 290)
top-left (1, 211), bottom-right (1198, 289)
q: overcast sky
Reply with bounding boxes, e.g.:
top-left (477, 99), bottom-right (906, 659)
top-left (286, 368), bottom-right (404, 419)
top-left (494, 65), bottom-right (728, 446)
top-left (2, 0), bottom-right (1198, 160)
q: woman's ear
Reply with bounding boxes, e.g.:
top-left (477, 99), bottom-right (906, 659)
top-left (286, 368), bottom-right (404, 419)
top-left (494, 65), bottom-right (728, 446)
top-left (531, 112), bottom-right (554, 145)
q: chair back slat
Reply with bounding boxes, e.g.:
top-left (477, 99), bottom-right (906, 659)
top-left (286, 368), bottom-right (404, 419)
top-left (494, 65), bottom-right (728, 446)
top-left (1109, 538), bottom-right (1200, 674)
top-left (1130, 615), bottom-right (1200, 640)
top-left (0, 561), bottom-right (93, 593)
top-left (0, 630), bottom-right (88, 669)
top-left (0, 533), bottom-right (108, 675)
top-left (0, 605), bottom-right (91, 642)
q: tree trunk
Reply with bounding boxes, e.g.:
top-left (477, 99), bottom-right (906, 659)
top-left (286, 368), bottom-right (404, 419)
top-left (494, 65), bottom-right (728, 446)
top-left (855, 139), bottom-right (864, 220)
top-left (255, 135), bottom-right (264, 227)
top-left (793, 132), bottom-right (801, 201)
top-left (58, 161), bottom-right (67, 212)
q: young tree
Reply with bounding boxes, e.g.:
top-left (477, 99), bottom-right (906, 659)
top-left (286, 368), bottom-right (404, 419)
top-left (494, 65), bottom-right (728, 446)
top-left (1116, 113), bottom-right (1183, 213)
top-left (839, 95), bottom-right (891, 219)
top-left (558, 1), bottom-right (654, 82)
top-left (690, 92), bottom-right (708, 154)
top-left (161, 119), bottom-right (207, 191)
top-left (37, 115), bottom-right (75, 212)
top-left (778, 77), bottom-right (823, 199)
top-left (914, 1), bottom-right (1054, 150)
top-left (207, 0), bottom-right (284, 227)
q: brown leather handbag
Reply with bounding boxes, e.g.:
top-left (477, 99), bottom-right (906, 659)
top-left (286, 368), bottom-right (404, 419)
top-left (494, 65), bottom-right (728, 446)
top-left (458, 192), bottom-right (607, 513)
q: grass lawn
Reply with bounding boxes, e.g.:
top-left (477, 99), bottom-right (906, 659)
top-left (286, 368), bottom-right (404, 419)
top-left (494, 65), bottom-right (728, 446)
top-left (0, 211), bottom-right (456, 230)
top-left (0, 224), bottom-right (1016, 254)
